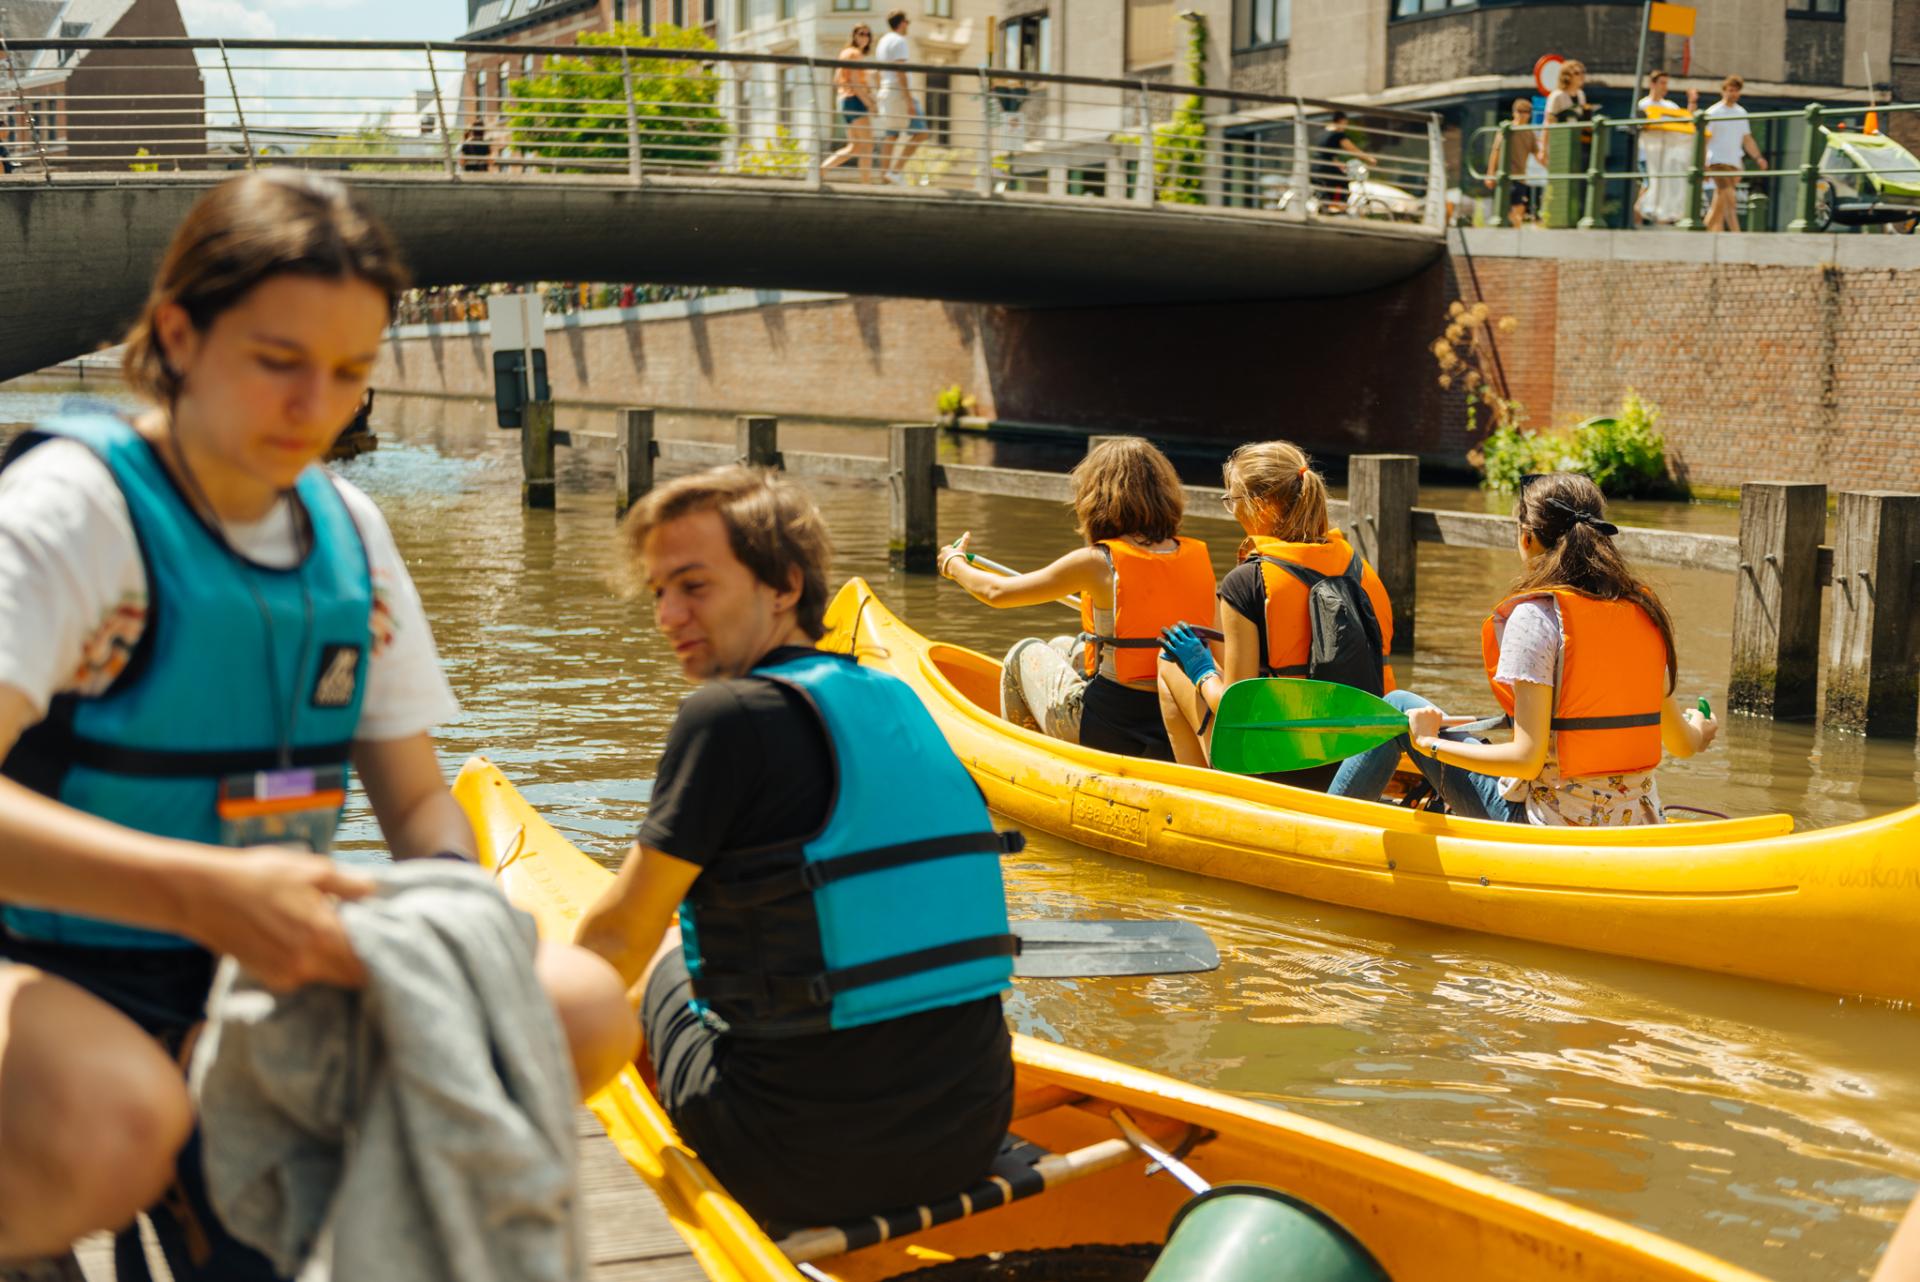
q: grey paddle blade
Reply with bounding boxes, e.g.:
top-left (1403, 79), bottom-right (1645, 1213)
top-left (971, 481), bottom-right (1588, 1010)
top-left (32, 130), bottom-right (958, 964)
top-left (1011, 919), bottom-right (1221, 978)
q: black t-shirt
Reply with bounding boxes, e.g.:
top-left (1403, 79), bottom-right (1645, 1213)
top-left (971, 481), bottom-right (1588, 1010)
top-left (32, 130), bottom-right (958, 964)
top-left (639, 647), bottom-right (1013, 1185)
top-left (1214, 564), bottom-right (1340, 793)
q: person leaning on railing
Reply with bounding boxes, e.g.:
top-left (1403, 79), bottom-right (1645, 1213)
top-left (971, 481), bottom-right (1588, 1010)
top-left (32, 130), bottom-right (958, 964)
top-left (1487, 98), bottom-right (1537, 227)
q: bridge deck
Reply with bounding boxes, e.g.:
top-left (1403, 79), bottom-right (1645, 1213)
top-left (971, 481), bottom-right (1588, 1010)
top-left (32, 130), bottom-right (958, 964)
top-left (75, 1109), bottom-right (701, 1281)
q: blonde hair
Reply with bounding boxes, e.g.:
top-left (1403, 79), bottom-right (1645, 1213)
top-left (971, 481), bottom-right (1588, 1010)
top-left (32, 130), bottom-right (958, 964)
top-left (1224, 440), bottom-right (1330, 545)
top-left (1068, 437), bottom-right (1186, 545)
top-left (621, 466), bottom-right (834, 639)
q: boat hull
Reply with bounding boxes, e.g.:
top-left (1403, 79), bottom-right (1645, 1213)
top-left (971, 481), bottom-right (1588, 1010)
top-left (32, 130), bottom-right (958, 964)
top-left (453, 756), bottom-right (1765, 1282)
top-left (819, 578), bottom-right (1920, 1005)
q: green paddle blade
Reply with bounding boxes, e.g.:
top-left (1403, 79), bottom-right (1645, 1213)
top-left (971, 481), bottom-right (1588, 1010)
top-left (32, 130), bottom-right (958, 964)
top-left (1210, 678), bottom-right (1406, 775)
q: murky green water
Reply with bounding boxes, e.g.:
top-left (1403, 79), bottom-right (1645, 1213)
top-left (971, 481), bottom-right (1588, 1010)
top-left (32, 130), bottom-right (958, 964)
top-left (5, 382), bottom-right (1919, 1279)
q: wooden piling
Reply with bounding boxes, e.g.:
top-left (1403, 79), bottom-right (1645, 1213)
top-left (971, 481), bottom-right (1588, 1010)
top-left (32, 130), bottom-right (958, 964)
top-left (1729, 481), bottom-right (1826, 718)
top-left (1347, 454), bottom-right (1419, 650)
top-left (889, 423), bottom-right (938, 572)
top-left (737, 414), bottom-right (780, 469)
top-left (1823, 491), bottom-right (1920, 736)
top-left (614, 407), bottom-right (655, 516)
top-left (522, 400), bottom-right (555, 510)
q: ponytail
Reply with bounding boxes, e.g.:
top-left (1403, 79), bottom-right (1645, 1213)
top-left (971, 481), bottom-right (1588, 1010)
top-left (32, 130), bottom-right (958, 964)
top-left (1224, 440), bottom-right (1330, 545)
top-left (1512, 473), bottom-right (1678, 692)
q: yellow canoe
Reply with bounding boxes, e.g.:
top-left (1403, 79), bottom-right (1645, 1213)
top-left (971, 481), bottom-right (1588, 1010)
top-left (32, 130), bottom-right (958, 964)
top-left (452, 755), bottom-right (1767, 1282)
top-left (818, 577), bottom-right (1920, 1005)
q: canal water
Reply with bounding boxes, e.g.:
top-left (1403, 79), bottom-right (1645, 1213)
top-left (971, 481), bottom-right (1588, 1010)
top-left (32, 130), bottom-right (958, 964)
top-left (5, 383), bottom-right (1920, 1279)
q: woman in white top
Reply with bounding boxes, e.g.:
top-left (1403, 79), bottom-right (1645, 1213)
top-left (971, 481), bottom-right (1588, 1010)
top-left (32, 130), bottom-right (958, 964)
top-left (0, 172), bottom-right (634, 1274)
top-left (1390, 473), bottom-right (1718, 826)
top-left (1704, 74), bottom-right (1767, 232)
top-left (1635, 71), bottom-right (1697, 225)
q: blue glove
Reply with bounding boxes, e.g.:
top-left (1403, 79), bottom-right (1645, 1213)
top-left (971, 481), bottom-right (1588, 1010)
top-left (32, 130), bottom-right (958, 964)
top-left (1159, 624), bottom-right (1218, 685)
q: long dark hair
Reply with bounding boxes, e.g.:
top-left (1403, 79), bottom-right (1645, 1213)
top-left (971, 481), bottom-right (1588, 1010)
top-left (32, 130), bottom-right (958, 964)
top-left (121, 171), bottom-right (409, 406)
top-left (1512, 473), bottom-right (1677, 692)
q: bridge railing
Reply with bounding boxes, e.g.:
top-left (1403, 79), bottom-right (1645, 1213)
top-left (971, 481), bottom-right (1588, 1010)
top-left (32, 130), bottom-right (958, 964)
top-left (0, 37), bottom-right (1445, 233)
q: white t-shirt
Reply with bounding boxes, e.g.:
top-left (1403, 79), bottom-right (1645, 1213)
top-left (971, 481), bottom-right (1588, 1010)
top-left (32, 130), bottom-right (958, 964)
top-left (1703, 101), bottom-right (1751, 167)
top-left (874, 30), bottom-right (910, 98)
top-left (1490, 597), bottom-right (1665, 828)
top-left (0, 438), bottom-right (458, 741)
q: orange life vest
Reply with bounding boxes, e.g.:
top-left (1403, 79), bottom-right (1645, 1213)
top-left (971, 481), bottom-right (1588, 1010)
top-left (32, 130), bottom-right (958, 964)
top-left (1242, 532), bottom-right (1396, 693)
top-left (1079, 536), bottom-right (1217, 683)
top-left (1480, 591), bottom-right (1666, 779)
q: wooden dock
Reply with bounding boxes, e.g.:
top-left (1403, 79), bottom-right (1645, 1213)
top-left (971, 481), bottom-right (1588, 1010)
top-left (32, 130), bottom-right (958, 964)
top-left (75, 1110), bottom-right (700, 1281)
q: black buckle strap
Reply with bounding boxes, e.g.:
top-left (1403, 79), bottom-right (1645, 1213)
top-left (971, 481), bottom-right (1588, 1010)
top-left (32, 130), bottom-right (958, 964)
top-left (698, 830), bottom-right (1021, 910)
top-left (1550, 712), bottom-right (1662, 731)
top-left (36, 726), bottom-right (353, 780)
top-left (1080, 626), bottom-right (1224, 648)
top-left (803, 933), bottom-right (1021, 1007)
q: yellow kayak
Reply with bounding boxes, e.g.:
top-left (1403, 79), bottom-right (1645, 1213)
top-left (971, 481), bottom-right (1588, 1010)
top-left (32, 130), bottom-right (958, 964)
top-left (818, 578), bottom-right (1920, 1005)
top-left (452, 755), bottom-right (1767, 1282)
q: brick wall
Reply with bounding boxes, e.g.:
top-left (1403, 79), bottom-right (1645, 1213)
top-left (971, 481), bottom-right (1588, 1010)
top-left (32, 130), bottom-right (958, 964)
top-left (1450, 249), bottom-right (1920, 491)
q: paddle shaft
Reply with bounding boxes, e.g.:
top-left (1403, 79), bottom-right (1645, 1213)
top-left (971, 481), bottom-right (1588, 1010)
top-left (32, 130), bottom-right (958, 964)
top-left (965, 551), bottom-right (1222, 642)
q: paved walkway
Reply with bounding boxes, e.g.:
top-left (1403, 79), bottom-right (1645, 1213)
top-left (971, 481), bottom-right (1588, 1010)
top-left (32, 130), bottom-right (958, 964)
top-left (76, 1110), bottom-right (700, 1281)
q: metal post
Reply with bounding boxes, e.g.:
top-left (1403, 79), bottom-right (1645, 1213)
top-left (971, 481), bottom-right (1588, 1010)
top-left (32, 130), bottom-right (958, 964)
top-left (1578, 115), bottom-right (1609, 229)
top-left (1788, 102), bottom-right (1823, 232)
top-left (622, 49), bottom-right (644, 186)
top-left (1135, 85), bottom-right (1156, 206)
top-left (975, 64), bottom-right (995, 197)
top-left (1631, 0), bottom-right (1653, 136)
top-left (1492, 120), bottom-right (1513, 222)
top-left (804, 57), bottom-right (824, 191)
top-left (217, 40), bottom-right (255, 170)
top-left (425, 44), bottom-right (458, 180)
top-left (0, 33), bottom-right (54, 183)
top-left (615, 407), bottom-right (656, 515)
top-left (1425, 114), bottom-right (1447, 228)
top-left (1677, 108), bottom-right (1708, 231)
top-left (1290, 98), bottom-right (1311, 216)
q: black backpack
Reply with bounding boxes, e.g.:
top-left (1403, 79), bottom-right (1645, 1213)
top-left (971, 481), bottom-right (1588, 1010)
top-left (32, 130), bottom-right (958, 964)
top-left (1257, 553), bottom-right (1387, 696)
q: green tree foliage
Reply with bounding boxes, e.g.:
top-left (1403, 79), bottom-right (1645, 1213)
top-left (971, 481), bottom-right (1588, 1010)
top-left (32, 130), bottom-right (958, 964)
top-left (1152, 13), bottom-right (1210, 205)
top-left (506, 23), bottom-right (725, 173)
top-left (1479, 392), bottom-right (1669, 497)
top-left (298, 128), bottom-right (434, 173)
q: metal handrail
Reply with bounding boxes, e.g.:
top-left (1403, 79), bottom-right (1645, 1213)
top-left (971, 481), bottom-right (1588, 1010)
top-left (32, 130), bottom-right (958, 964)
top-left (1, 35), bottom-right (1440, 122)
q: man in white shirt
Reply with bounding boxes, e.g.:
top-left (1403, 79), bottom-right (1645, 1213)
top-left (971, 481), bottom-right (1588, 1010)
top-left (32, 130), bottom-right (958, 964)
top-left (872, 9), bottom-right (929, 183)
top-left (1703, 74), bottom-right (1766, 232)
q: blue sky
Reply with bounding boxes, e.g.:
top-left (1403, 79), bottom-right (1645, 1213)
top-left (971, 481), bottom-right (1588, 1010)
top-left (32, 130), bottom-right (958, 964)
top-left (179, 0), bottom-right (459, 42)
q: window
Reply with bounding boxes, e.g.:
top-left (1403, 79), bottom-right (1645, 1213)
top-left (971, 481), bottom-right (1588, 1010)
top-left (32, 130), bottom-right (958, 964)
top-left (1239, 0), bottom-right (1288, 47)
top-left (672, 0), bottom-right (685, 24)
top-left (702, 0), bottom-right (716, 26)
top-left (1786, 0), bottom-right (1843, 13)
top-left (832, 0), bottom-right (872, 10)
top-left (999, 13), bottom-right (1050, 72)
top-left (613, 0), bottom-right (625, 22)
top-left (1125, 0), bottom-right (1175, 69)
top-left (1392, 0), bottom-right (1476, 16)
top-left (521, 54), bottom-right (534, 81)
top-left (778, 64), bottom-right (805, 128)
top-left (926, 0), bottom-right (952, 15)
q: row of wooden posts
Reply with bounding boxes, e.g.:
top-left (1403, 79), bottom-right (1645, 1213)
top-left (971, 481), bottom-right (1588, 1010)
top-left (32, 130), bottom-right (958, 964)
top-left (518, 405), bottom-right (1920, 740)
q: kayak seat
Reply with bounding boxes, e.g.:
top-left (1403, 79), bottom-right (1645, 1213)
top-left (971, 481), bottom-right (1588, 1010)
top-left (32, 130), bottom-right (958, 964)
top-left (774, 1125), bottom-right (1203, 1265)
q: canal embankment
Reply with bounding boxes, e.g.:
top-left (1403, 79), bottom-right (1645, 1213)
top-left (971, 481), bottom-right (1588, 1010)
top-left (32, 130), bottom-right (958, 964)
top-left (367, 232), bottom-right (1920, 494)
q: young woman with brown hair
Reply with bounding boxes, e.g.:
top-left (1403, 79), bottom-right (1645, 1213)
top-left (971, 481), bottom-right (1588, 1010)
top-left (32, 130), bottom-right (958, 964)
top-left (822, 24), bottom-right (877, 180)
top-left (1158, 440), bottom-right (1399, 794)
top-left (939, 436), bottom-right (1216, 762)
top-left (1394, 472), bottom-right (1718, 825)
top-left (0, 171), bottom-right (631, 1279)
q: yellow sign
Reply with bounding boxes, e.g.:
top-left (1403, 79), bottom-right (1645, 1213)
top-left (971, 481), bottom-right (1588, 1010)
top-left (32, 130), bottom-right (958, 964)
top-left (1649, 2), bottom-right (1697, 36)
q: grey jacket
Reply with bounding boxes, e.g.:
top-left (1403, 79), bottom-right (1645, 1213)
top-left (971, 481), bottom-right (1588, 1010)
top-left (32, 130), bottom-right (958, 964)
top-left (191, 860), bottom-right (586, 1282)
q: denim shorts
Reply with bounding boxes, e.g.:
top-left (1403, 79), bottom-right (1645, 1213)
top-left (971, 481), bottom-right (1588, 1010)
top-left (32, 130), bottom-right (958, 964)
top-left (886, 114), bottom-right (929, 138)
top-left (839, 95), bottom-right (867, 126)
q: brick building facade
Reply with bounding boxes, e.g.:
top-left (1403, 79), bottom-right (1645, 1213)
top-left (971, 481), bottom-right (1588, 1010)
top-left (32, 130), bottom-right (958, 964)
top-left (0, 0), bottom-right (203, 173)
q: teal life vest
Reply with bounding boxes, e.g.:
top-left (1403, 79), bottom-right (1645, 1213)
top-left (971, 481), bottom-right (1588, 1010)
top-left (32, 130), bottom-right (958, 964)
top-left (0, 413), bottom-right (373, 949)
top-left (680, 650), bottom-right (1019, 1038)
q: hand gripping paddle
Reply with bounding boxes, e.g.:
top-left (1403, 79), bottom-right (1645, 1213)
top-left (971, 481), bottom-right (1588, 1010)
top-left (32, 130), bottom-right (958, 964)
top-left (1210, 678), bottom-right (1488, 776)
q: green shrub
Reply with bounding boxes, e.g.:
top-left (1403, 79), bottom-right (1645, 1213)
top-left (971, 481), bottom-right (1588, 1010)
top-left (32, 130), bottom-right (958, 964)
top-left (934, 384), bottom-right (975, 423)
top-left (1574, 391), bottom-right (1668, 497)
top-left (1478, 391), bottom-right (1669, 497)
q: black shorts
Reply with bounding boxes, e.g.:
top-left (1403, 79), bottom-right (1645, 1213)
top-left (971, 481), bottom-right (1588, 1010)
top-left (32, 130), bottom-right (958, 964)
top-left (1081, 674), bottom-right (1176, 761)
top-left (642, 948), bottom-right (1012, 1231)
